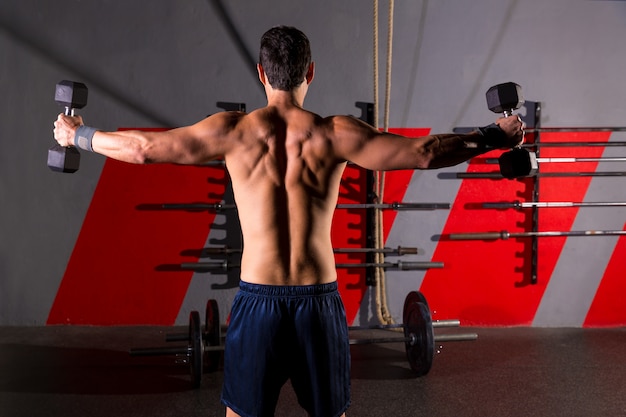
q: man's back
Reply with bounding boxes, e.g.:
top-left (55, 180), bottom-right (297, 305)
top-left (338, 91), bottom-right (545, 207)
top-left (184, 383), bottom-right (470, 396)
top-left (224, 103), bottom-right (346, 286)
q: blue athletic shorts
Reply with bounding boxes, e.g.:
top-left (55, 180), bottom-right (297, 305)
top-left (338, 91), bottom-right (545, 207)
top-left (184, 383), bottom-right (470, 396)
top-left (221, 281), bottom-right (351, 417)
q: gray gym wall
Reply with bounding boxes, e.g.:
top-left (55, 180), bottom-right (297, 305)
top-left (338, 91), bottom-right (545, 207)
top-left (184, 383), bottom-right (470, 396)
top-left (1, 0), bottom-right (625, 325)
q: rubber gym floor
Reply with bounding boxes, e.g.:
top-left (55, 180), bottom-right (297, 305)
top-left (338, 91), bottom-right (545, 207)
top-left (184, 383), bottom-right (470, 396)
top-left (1, 326), bottom-right (625, 417)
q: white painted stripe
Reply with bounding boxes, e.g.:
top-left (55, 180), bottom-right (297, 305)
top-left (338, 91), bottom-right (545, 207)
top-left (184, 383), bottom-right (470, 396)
top-left (533, 134), bottom-right (626, 327)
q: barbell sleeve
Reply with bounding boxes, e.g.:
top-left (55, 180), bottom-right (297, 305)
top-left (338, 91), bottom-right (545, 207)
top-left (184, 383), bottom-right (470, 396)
top-left (335, 202), bottom-right (450, 210)
top-left (481, 200), bottom-right (626, 209)
top-left (452, 171), bottom-right (626, 179)
top-left (161, 203), bottom-right (236, 211)
top-left (525, 127), bottom-right (626, 132)
top-left (166, 333), bottom-right (190, 342)
top-left (483, 156), bottom-right (626, 164)
top-left (348, 332), bottom-right (477, 346)
top-left (333, 246), bottom-right (419, 255)
top-left (130, 345), bottom-right (225, 357)
top-left (434, 333), bottom-right (479, 342)
top-left (521, 141), bottom-right (626, 148)
top-left (159, 202), bottom-right (451, 211)
top-left (433, 319), bottom-right (461, 328)
top-left (349, 319), bottom-right (460, 331)
top-left (130, 346), bottom-right (189, 356)
top-left (449, 231), bottom-right (510, 240)
top-left (182, 261), bottom-right (444, 271)
top-left (199, 246), bottom-right (420, 256)
top-left (200, 247), bottom-right (242, 255)
top-left (537, 157), bottom-right (626, 163)
top-left (181, 261), bottom-right (232, 271)
top-left (449, 229), bottom-right (626, 240)
top-left (334, 261), bottom-right (444, 270)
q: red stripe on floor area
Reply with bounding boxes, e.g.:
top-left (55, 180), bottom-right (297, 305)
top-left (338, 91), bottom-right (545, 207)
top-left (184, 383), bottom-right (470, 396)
top-left (47, 143), bottom-right (228, 325)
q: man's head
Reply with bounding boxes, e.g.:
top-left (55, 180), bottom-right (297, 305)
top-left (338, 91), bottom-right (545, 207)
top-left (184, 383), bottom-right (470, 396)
top-left (259, 26), bottom-right (312, 91)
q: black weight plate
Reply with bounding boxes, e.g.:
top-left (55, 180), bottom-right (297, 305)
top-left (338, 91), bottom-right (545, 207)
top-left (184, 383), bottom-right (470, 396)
top-left (404, 301), bottom-right (435, 376)
top-left (189, 310), bottom-right (203, 388)
top-left (204, 299), bottom-right (222, 372)
top-left (415, 291), bottom-right (429, 308)
top-left (403, 291), bottom-right (419, 325)
top-left (403, 291), bottom-right (429, 325)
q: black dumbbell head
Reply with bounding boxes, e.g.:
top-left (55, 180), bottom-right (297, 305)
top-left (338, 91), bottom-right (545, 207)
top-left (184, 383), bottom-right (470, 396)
top-left (498, 148), bottom-right (532, 179)
top-left (486, 82), bottom-right (524, 114)
top-left (55, 80), bottom-right (88, 110)
top-left (47, 144), bottom-right (80, 173)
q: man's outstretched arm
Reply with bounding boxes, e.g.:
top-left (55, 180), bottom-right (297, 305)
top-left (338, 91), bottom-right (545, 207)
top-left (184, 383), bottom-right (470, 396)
top-left (329, 115), bottom-right (524, 171)
top-left (53, 111), bottom-right (245, 165)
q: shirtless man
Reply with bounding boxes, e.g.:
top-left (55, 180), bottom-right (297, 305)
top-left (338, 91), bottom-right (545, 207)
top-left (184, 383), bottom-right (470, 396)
top-left (54, 26), bottom-right (524, 417)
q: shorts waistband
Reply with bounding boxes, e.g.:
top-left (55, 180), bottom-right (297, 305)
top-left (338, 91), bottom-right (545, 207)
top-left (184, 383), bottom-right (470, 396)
top-left (239, 281), bottom-right (338, 297)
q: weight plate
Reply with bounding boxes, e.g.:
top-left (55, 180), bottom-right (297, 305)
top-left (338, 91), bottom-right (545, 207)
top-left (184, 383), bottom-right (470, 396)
top-left (403, 291), bottom-right (419, 325)
top-left (204, 299), bottom-right (222, 372)
top-left (403, 291), bottom-right (429, 325)
top-left (189, 310), bottom-right (203, 388)
top-left (404, 301), bottom-right (435, 376)
top-left (416, 291), bottom-right (429, 308)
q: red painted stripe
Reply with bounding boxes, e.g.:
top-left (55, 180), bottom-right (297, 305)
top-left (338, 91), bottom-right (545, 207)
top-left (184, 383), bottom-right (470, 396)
top-left (584, 224), bottom-right (626, 327)
top-left (420, 132), bottom-right (610, 326)
top-left (48, 129), bottom-right (228, 325)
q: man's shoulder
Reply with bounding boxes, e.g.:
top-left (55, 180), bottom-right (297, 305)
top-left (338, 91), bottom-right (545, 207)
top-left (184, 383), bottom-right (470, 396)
top-left (319, 114), bottom-right (373, 137)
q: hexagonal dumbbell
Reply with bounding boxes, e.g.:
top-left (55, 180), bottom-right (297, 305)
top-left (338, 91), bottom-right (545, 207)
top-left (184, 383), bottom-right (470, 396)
top-left (47, 80), bottom-right (88, 173)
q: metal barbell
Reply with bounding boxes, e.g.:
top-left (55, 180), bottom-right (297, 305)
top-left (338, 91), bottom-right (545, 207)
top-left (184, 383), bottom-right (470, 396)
top-left (131, 292), bottom-right (478, 387)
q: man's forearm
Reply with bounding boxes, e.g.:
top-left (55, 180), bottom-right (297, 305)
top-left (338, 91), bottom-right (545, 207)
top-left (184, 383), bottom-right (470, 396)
top-left (89, 130), bottom-right (152, 164)
top-left (425, 131), bottom-right (500, 169)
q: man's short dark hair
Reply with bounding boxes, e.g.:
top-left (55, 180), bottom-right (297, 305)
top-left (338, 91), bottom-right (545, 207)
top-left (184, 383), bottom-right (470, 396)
top-left (259, 26), bottom-right (311, 91)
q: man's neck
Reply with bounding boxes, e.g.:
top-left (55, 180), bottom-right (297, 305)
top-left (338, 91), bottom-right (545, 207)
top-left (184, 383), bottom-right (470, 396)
top-left (264, 85), bottom-right (307, 108)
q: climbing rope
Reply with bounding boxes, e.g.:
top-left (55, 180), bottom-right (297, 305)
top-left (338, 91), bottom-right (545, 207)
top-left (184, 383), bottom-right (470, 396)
top-left (372, 0), bottom-right (395, 326)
